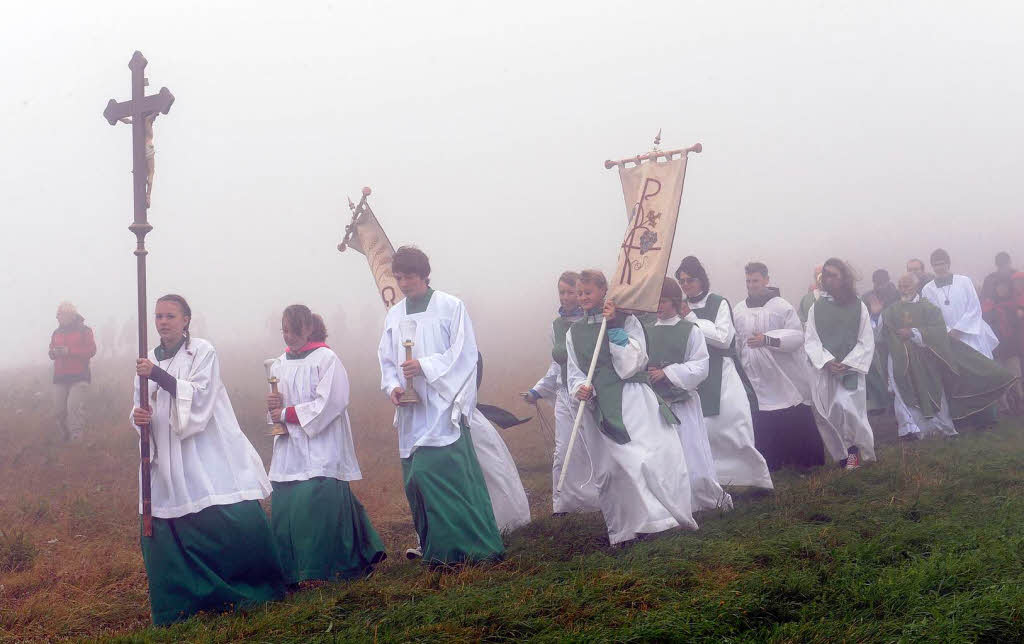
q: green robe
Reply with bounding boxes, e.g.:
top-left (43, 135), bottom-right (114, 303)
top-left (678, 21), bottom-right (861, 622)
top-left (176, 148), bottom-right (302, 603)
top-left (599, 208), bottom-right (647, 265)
top-left (880, 299), bottom-right (1017, 421)
top-left (569, 315), bottom-right (677, 444)
top-left (643, 318), bottom-right (694, 405)
top-left (692, 294), bottom-right (758, 416)
top-left (270, 477), bottom-right (386, 584)
top-left (401, 423), bottom-right (504, 565)
top-left (140, 500), bottom-right (286, 626)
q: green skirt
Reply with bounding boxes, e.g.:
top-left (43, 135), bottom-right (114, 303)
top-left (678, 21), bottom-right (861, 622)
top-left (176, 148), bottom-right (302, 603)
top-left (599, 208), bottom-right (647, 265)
top-left (140, 500), bottom-right (286, 626)
top-left (270, 477), bottom-right (387, 584)
top-left (402, 425), bottom-right (504, 565)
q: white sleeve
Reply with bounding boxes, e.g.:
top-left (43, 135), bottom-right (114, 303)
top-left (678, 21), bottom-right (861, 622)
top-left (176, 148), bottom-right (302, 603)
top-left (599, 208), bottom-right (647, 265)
top-left (378, 323), bottom-right (401, 396)
top-left (663, 326), bottom-right (710, 390)
top-left (291, 353), bottom-right (347, 438)
top-left (170, 343), bottom-right (220, 440)
top-left (608, 316), bottom-right (648, 380)
top-left (531, 324), bottom-right (560, 399)
top-left (686, 301), bottom-right (735, 349)
top-left (532, 361), bottom-right (560, 399)
top-left (765, 302), bottom-right (805, 353)
top-left (948, 277), bottom-right (985, 336)
top-left (418, 299), bottom-right (479, 403)
top-left (840, 302), bottom-right (876, 374)
top-left (803, 304), bottom-right (835, 370)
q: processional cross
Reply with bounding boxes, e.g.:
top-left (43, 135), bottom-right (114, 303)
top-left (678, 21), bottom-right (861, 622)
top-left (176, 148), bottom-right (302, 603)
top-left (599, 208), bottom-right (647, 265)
top-left (103, 51), bottom-right (175, 537)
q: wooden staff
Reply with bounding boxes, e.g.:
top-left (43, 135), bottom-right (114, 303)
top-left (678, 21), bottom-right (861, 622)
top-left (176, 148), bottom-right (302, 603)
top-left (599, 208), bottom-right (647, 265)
top-left (103, 51), bottom-right (174, 537)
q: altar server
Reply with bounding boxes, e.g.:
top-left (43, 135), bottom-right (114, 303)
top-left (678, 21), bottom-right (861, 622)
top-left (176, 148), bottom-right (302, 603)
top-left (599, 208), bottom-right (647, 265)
top-left (566, 270), bottom-right (697, 545)
top-left (733, 262), bottom-right (825, 470)
top-left (524, 271), bottom-right (600, 515)
top-left (131, 294), bottom-right (284, 625)
top-left (675, 256), bottom-right (773, 489)
top-left (644, 278), bottom-right (732, 512)
top-left (266, 305), bottom-right (386, 584)
top-left (377, 246), bottom-right (504, 565)
top-left (804, 259), bottom-right (876, 468)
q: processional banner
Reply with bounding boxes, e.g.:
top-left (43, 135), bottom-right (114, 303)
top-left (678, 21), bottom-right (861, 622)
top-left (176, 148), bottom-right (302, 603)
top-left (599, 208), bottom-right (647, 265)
top-left (340, 190), bottom-right (401, 309)
top-left (609, 155), bottom-right (691, 313)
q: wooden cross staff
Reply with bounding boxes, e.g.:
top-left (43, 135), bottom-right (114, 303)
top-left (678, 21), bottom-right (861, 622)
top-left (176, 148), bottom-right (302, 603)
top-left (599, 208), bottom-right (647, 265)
top-left (103, 51), bottom-right (175, 537)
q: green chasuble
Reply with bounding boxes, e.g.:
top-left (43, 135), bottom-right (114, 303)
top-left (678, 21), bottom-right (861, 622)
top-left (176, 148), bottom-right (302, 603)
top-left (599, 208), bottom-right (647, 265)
top-left (812, 297), bottom-right (863, 391)
top-left (692, 294), bottom-right (758, 417)
top-left (643, 318), bottom-right (694, 404)
top-left (270, 477), bottom-right (386, 584)
top-left (140, 500), bottom-right (286, 626)
top-left (570, 315), bottom-right (677, 444)
top-left (882, 299), bottom-right (1017, 421)
top-left (401, 423), bottom-right (504, 565)
top-left (551, 315), bottom-right (573, 386)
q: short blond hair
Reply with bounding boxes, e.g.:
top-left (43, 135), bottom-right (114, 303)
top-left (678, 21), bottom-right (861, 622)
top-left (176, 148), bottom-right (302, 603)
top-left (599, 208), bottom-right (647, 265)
top-left (578, 269), bottom-right (607, 290)
top-left (558, 271), bottom-right (581, 287)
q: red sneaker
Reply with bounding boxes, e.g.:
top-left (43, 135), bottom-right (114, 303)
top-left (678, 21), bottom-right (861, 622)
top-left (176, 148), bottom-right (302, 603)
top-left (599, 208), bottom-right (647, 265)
top-left (845, 451), bottom-right (861, 470)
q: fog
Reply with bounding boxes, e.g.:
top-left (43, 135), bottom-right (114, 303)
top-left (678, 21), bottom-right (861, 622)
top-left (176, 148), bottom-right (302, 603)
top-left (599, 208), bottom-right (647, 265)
top-left (3, 1), bottom-right (1022, 374)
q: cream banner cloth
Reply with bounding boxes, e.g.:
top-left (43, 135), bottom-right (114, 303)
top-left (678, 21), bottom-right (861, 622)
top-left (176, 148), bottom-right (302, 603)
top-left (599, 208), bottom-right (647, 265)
top-left (343, 204), bottom-right (401, 309)
top-left (609, 156), bottom-right (690, 313)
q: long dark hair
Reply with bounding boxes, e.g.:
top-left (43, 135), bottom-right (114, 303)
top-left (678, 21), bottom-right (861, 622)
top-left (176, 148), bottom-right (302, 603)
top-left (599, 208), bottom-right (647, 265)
top-left (823, 258), bottom-right (858, 305)
top-left (675, 255), bottom-right (710, 294)
top-left (156, 294), bottom-right (192, 349)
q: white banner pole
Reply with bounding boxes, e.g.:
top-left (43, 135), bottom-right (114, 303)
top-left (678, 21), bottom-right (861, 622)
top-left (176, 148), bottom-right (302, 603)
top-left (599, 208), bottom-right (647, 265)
top-left (557, 316), bottom-right (606, 492)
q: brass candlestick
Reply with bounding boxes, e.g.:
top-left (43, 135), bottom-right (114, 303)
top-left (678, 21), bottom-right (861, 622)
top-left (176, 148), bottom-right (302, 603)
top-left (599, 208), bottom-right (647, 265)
top-left (264, 358), bottom-right (288, 436)
top-left (399, 339), bottom-right (421, 405)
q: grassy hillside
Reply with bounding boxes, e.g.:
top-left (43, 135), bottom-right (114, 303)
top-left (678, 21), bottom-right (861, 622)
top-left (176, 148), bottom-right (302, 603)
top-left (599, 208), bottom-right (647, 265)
top-left (121, 424), bottom-right (1022, 642)
top-left (2, 356), bottom-right (1021, 642)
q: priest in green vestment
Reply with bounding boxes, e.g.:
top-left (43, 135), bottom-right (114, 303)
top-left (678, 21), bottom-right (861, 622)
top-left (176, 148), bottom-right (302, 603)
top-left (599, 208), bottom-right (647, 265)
top-left (880, 273), bottom-right (1017, 435)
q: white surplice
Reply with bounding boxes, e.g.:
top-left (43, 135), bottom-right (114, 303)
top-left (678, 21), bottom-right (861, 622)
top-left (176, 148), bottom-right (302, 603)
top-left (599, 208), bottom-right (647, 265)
top-left (267, 347), bottom-right (364, 483)
top-left (733, 296), bottom-right (813, 410)
top-left (921, 275), bottom-right (999, 359)
top-left (655, 316), bottom-right (733, 512)
top-left (566, 313), bottom-right (697, 545)
top-left (532, 319), bottom-right (601, 514)
top-left (685, 294), bottom-right (773, 489)
top-left (804, 299), bottom-right (877, 462)
top-left (467, 408), bottom-right (531, 532)
top-left (378, 290), bottom-right (478, 458)
top-left (130, 338), bottom-right (271, 518)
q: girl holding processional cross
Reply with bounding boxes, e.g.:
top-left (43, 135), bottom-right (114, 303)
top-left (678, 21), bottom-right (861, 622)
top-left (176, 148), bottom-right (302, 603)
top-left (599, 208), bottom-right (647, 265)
top-left (265, 305), bottom-right (386, 584)
top-left (131, 294), bottom-right (285, 626)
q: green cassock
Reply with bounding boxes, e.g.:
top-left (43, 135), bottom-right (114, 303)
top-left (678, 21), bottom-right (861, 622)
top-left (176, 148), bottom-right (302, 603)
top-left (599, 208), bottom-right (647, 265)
top-left (879, 299), bottom-right (1017, 421)
top-left (398, 289), bottom-right (504, 566)
top-left (140, 500), bottom-right (286, 626)
top-left (270, 477), bottom-right (386, 584)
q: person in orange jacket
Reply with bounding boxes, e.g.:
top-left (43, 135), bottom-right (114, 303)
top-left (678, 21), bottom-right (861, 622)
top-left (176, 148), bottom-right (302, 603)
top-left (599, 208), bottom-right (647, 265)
top-left (49, 301), bottom-right (96, 441)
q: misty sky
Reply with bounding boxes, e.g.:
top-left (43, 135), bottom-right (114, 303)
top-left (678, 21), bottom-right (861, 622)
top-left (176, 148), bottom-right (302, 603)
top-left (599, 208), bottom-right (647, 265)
top-left (3, 1), bottom-right (1022, 369)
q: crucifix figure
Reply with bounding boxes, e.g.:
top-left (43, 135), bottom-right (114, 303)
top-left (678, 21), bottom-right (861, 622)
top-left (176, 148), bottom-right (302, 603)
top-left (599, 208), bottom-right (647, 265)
top-left (102, 50), bottom-right (174, 537)
top-left (117, 112), bottom-right (158, 207)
